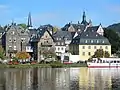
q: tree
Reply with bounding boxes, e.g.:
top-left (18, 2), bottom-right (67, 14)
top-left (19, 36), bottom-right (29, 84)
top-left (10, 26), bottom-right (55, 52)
top-left (53, 26), bottom-right (60, 33)
top-left (104, 28), bottom-right (120, 54)
top-left (40, 47), bottom-right (56, 60)
top-left (104, 51), bottom-right (110, 58)
top-left (16, 52), bottom-right (30, 60)
top-left (92, 49), bottom-right (110, 58)
top-left (17, 23), bottom-right (27, 30)
top-left (94, 49), bottom-right (104, 58)
top-left (0, 46), bottom-right (5, 60)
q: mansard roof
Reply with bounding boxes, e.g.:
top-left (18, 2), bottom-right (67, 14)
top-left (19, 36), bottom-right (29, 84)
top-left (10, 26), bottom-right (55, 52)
top-left (71, 30), bottom-right (110, 45)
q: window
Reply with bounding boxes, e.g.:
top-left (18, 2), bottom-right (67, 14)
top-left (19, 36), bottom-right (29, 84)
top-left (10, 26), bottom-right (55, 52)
top-left (14, 38), bottom-right (16, 42)
top-left (58, 48), bottom-right (60, 51)
top-left (9, 46), bottom-right (12, 50)
top-left (97, 40), bottom-right (99, 43)
top-left (9, 46), bottom-right (12, 47)
top-left (11, 31), bottom-right (15, 35)
top-left (9, 38), bottom-right (12, 42)
top-left (102, 40), bottom-right (104, 43)
top-left (94, 46), bottom-right (97, 49)
top-left (82, 46), bottom-right (85, 49)
top-left (82, 52), bottom-right (85, 56)
top-left (85, 40), bottom-right (87, 43)
top-left (100, 46), bottom-right (102, 49)
top-left (88, 52), bottom-right (91, 56)
top-left (88, 46), bottom-right (91, 49)
top-left (105, 46), bottom-right (108, 49)
top-left (61, 48), bottom-right (63, 50)
top-left (86, 34), bottom-right (88, 36)
top-left (14, 46), bottom-right (16, 50)
top-left (91, 40), bottom-right (93, 43)
top-left (58, 42), bottom-right (60, 45)
top-left (61, 42), bottom-right (64, 45)
top-left (59, 38), bottom-right (61, 40)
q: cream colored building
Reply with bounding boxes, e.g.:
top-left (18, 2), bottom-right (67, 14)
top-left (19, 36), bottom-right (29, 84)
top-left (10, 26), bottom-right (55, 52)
top-left (69, 25), bottom-right (111, 61)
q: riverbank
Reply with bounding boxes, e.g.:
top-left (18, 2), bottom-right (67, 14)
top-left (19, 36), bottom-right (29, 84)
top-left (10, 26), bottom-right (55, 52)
top-left (0, 63), bottom-right (87, 68)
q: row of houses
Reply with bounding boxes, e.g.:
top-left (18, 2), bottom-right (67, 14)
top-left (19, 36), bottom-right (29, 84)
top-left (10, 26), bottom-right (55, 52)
top-left (0, 12), bottom-right (111, 62)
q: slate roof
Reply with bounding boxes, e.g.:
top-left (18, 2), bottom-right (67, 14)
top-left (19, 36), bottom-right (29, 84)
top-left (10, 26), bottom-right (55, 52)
top-left (62, 23), bottom-right (86, 32)
top-left (85, 26), bottom-right (99, 32)
top-left (30, 26), bottom-right (53, 42)
top-left (71, 30), bottom-right (110, 45)
top-left (53, 30), bottom-right (72, 41)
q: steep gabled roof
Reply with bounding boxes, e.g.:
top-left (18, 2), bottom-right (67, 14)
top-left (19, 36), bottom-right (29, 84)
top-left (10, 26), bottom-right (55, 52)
top-left (85, 26), bottom-right (99, 32)
top-left (52, 30), bottom-right (72, 41)
top-left (30, 26), bottom-right (54, 42)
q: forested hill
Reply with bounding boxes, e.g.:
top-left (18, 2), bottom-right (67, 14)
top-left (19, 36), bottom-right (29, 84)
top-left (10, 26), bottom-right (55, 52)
top-left (107, 23), bottom-right (120, 33)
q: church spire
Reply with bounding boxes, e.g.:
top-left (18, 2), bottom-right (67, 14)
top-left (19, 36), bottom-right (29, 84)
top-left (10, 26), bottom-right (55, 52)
top-left (83, 11), bottom-right (86, 22)
top-left (27, 12), bottom-right (32, 29)
top-left (81, 11), bottom-right (88, 26)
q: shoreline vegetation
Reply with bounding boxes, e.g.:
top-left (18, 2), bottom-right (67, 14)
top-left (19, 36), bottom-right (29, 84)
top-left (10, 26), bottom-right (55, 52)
top-left (0, 63), bottom-right (87, 68)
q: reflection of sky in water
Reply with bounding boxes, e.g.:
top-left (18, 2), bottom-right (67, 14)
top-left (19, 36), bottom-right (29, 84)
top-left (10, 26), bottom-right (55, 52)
top-left (0, 68), bottom-right (120, 90)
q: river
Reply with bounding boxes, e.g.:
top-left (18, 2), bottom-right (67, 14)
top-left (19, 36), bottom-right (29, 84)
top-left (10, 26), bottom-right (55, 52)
top-left (0, 67), bottom-right (120, 90)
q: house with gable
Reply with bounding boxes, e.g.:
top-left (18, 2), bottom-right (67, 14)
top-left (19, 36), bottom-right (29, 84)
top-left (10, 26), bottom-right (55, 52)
top-left (52, 30), bottom-right (72, 61)
top-left (30, 26), bottom-right (55, 62)
top-left (5, 23), bottom-right (32, 58)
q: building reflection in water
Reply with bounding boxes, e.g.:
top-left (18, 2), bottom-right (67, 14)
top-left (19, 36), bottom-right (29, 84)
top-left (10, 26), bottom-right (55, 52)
top-left (0, 68), bottom-right (120, 90)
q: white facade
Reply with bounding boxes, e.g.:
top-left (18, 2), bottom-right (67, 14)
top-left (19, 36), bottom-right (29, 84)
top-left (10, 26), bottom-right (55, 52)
top-left (55, 46), bottom-right (66, 56)
top-left (26, 46), bottom-right (33, 52)
top-left (97, 25), bottom-right (104, 36)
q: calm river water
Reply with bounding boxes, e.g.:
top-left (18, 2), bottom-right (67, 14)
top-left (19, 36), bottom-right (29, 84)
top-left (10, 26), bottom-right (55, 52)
top-left (0, 67), bottom-right (120, 90)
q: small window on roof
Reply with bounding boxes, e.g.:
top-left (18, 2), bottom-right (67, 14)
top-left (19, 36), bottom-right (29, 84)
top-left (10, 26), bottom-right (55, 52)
top-left (85, 40), bottom-right (87, 43)
top-left (97, 40), bottom-right (99, 43)
top-left (96, 34), bottom-right (98, 37)
top-left (102, 40), bottom-right (104, 43)
top-left (91, 40), bottom-right (93, 43)
top-left (86, 34), bottom-right (88, 36)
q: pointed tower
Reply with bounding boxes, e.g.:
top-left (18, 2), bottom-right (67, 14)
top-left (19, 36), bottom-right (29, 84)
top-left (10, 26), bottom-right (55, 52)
top-left (27, 12), bottom-right (32, 29)
top-left (81, 11), bottom-right (88, 26)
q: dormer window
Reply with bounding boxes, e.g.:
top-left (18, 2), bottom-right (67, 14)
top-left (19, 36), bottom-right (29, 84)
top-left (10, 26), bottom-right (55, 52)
top-left (86, 34), bottom-right (88, 36)
top-left (97, 40), bottom-right (99, 43)
top-left (96, 34), bottom-right (98, 37)
top-left (85, 40), bottom-right (87, 43)
top-left (91, 40), bottom-right (93, 43)
top-left (78, 29), bottom-right (81, 31)
top-left (102, 40), bottom-right (104, 43)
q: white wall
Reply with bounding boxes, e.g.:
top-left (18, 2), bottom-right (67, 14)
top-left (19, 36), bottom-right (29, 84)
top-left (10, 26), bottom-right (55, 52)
top-left (69, 55), bottom-right (80, 63)
top-left (55, 46), bottom-right (66, 53)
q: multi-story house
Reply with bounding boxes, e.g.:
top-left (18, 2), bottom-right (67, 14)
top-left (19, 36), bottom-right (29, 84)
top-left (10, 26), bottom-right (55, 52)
top-left (52, 30), bottom-right (72, 61)
top-left (69, 25), bottom-right (111, 61)
top-left (5, 23), bottom-right (32, 57)
top-left (30, 26), bottom-right (55, 62)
